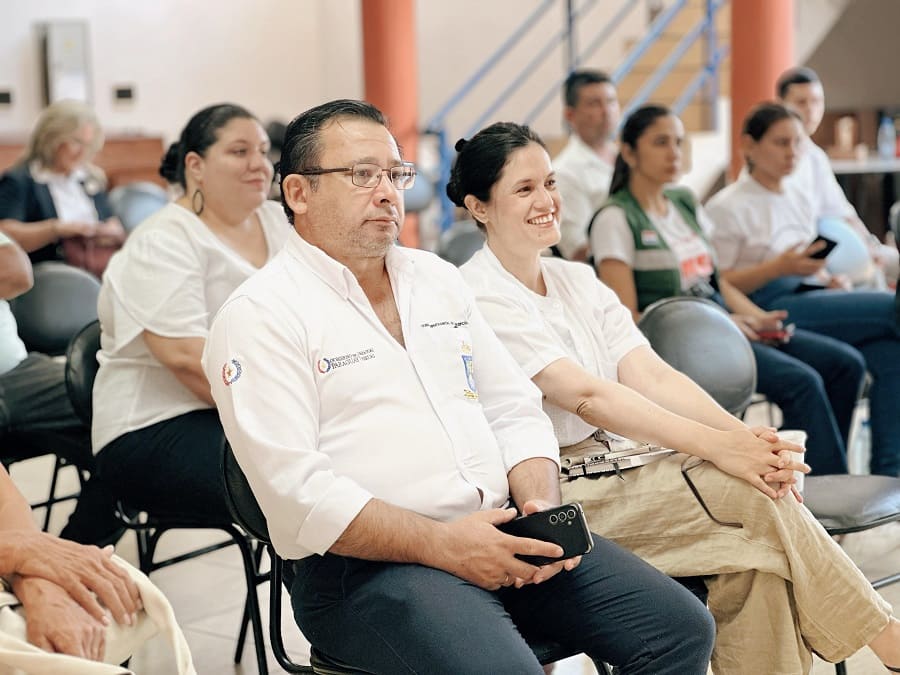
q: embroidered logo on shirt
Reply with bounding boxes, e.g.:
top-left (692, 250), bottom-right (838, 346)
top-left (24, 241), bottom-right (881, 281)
top-left (222, 359), bottom-right (242, 386)
top-left (460, 341), bottom-right (478, 400)
top-left (316, 348), bottom-right (376, 374)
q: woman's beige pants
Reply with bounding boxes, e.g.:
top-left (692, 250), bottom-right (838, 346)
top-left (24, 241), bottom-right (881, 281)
top-left (561, 450), bottom-right (892, 675)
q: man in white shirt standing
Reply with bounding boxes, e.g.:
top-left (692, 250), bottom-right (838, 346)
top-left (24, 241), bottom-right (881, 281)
top-left (777, 66), bottom-right (899, 285)
top-left (553, 70), bottom-right (620, 261)
top-left (203, 99), bottom-right (713, 674)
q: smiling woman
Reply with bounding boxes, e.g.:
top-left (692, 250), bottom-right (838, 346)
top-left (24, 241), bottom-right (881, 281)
top-left (452, 120), bottom-right (900, 673)
top-left (60, 103), bottom-right (291, 546)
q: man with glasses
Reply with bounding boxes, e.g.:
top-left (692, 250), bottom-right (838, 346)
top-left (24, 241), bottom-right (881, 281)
top-left (202, 99), bottom-right (714, 674)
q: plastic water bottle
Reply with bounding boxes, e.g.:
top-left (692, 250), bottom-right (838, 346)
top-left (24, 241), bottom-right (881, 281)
top-left (877, 115), bottom-right (896, 158)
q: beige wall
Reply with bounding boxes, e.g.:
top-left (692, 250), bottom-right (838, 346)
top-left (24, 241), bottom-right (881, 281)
top-left (806, 0), bottom-right (900, 109)
top-left (0, 0), bottom-right (337, 144)
top-left (0, 0), bottom-right (644, 146)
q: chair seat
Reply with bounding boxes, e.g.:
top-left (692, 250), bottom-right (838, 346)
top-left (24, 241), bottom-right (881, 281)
top-left (803, 475), bottom-right (900, 534)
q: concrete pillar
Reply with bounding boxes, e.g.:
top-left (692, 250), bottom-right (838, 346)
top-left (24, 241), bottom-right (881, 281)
top-left (729, 0), bottom-right (794, 179)
top-left (362, 0), bottom-right (419, 247)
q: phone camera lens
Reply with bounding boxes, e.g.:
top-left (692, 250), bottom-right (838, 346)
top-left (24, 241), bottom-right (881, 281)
top-left (558, 512), bottom-right (568, 522)
top-left (567, 509), bottom-right (577, 520)
top-left (549, 514), bottom-right (558, 525)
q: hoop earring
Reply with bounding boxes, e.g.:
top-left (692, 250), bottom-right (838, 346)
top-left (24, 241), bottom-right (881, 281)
top-left (191, 189), bottom-right (205, 216)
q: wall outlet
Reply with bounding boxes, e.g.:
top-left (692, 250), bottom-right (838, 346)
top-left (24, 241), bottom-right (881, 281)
top-left (0, 90), bottom-right (12, 105)
top-left (114, 85), bottom-right (134, 101)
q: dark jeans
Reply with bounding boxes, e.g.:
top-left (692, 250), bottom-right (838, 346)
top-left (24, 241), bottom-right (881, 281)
top-left (290, 534), bottom-right (715, 674)
top-left (754, 287), bottom-right (900, 476)
top-left (752, 330), bottom-right (866, 475)
top-left (61, 409), bottom-right (231, 545)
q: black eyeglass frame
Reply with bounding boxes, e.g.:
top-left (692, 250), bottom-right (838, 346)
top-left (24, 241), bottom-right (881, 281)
top-left (680, 456), bottom-right (744, 529)
top-left (295, 162), bottom-right (417, 190)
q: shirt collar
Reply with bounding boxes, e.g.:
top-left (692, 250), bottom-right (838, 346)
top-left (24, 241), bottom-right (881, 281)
top-left (29, 160), bottom-right (87, 185)
top-left (284, 229), bottom-right (414, 298)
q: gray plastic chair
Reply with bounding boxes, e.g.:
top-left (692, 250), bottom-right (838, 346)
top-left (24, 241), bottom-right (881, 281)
top-left (107, 181), bottom-right (169, 233)
top-left (437, 219), bottom-right (484, 267)
top-left (9, 262), bottom-right (100, 356)
top-left (638, 296), bottom-right (900, 675)
top-left (638, 296), bottom-right (757, 416)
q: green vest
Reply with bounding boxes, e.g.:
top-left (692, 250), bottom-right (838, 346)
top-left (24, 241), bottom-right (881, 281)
top-left (593, 187), bottom-right (718, 311)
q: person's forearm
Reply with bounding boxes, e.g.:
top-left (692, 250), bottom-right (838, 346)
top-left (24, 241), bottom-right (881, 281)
top-left (507, 458), bottom-right (561, 511)
top-left (169, 367), bottom-right (215, 406)
top-left (574, 379), bottom-right (732, 460)
top-left (0, 219), bottom-right (58, 253)
top-left (718, 278), bottom-right (765, 317)
top-left (720, 259), bottom-right (782, 295)
top-left (0, 245), bottom-right (33, 299)
top-left (0, 486), bottom-right (42, 576)
top-left (329, 498), bottom-right (446, 564)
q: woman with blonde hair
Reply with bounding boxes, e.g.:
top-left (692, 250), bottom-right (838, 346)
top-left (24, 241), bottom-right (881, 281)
top-left (0, 99), bottom-right (125, 272)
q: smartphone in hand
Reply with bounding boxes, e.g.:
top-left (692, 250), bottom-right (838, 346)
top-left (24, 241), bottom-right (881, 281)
top-left (808, 235), bottom-right (839, 260)
top-left (496, 503), bottom-right (593, 566)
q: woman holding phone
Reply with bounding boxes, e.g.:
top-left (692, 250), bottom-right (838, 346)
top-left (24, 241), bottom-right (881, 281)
top-left (706, 102), bottom-right (900, 477)
top-left (450, 121), bottom-right (900, 674)
top-left (588, 104), bottom-right (865, 476)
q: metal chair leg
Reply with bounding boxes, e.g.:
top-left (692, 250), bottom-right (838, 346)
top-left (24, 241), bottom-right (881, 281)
top-left (235, 540), bottom-right (267, 665)
top-left (232, 530), bottom-right (268, 675)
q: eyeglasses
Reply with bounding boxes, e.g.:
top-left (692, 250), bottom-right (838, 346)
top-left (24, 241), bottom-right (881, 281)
top-left (680, 456), bottom-right (743, 529)
top-left (297, 162), bottom-right (416, 190)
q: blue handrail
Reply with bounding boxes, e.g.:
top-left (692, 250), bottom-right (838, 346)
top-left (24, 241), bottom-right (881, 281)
top-left (466, 0), bottom-right (599, 138)
top-left (425, 0), bottom-right (556, 132)
top-left (673, 45), bottom-right (729, 114)
top-left (429, 0), bottom-right (729, 232)
top-left (621, 0), bottom-right (726, 119)
top-left (523, 0), bottom-right (638, 125)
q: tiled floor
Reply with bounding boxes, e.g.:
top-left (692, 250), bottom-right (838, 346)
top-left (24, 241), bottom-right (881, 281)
top-left (9, 453), bottom-right (899, 675)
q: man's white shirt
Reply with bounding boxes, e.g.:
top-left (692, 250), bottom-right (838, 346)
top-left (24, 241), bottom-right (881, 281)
top-left (203, 232), bottom-right (559, 560)
top-left (553, 135), bottom-right (614, 259)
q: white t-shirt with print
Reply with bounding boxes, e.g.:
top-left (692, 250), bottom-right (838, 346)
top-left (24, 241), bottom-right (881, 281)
top-left (590, 201), bottom-right (717, 290)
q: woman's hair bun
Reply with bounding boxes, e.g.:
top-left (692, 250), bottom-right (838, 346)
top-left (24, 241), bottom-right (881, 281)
top-left (454, 138), bottom-right (469, 153)
top-left (159, 141), bottom-right (183, 184)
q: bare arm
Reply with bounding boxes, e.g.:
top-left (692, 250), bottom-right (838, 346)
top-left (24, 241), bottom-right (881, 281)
top-left (143, 332), bottom-right (214, 406)
top-left (721, 241), bottom-right (828, 294)
top-left (597, 258), bottom-right (640, 322)
top-left (0, 466), bottom-right (140, 625)
top-left (0, 239), bottom-right (33, 299)
top-left (0, 218), bottom-right (102, 253)
top-left (329, 497), bottom-right (563, 590)
top-left (533, 354), bottom-right (801, 498)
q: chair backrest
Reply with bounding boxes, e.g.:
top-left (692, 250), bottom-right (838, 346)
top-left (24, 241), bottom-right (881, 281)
top-left (64, 320), bottom-right (101, 426)
top-left (9, 262), bottom-right (101, 356)
top-left (437, 219), bottom-right (484, 267)
top-left (107, 181), bottom-right (169, 233)
top-left (637, 297), bottom-right (757, 416)
top-left (221, 438), bottom-right (271, 543)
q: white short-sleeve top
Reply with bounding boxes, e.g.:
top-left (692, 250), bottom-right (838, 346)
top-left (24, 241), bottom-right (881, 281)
top-left (461, 245), bottom-right (648, 446)
top-left (91, 200), bottom-right (289, 451)
top-left (705, 172), bottom-right (818, 271)
top-left (0, 231), bottom-right (27, 375)
top-left (590, 200), bottom-right (717, 291)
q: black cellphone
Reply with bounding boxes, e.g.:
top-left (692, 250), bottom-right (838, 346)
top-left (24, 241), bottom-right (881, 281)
top-left (496, 503), bottom-right (593, 566)
top-left (808, 234), bottom-right (839, 259)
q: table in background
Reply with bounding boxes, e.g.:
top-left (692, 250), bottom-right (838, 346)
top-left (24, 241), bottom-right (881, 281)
top-left (831, 155), bottom-right (900, 240)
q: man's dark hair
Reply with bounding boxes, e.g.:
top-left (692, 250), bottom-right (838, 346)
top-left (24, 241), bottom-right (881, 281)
top-left (776, 67), bottom-right (821, 100)
top-left (279, 99), bottom-right (387, 223)
top-left (563, 69), bottom-right (613, 108)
